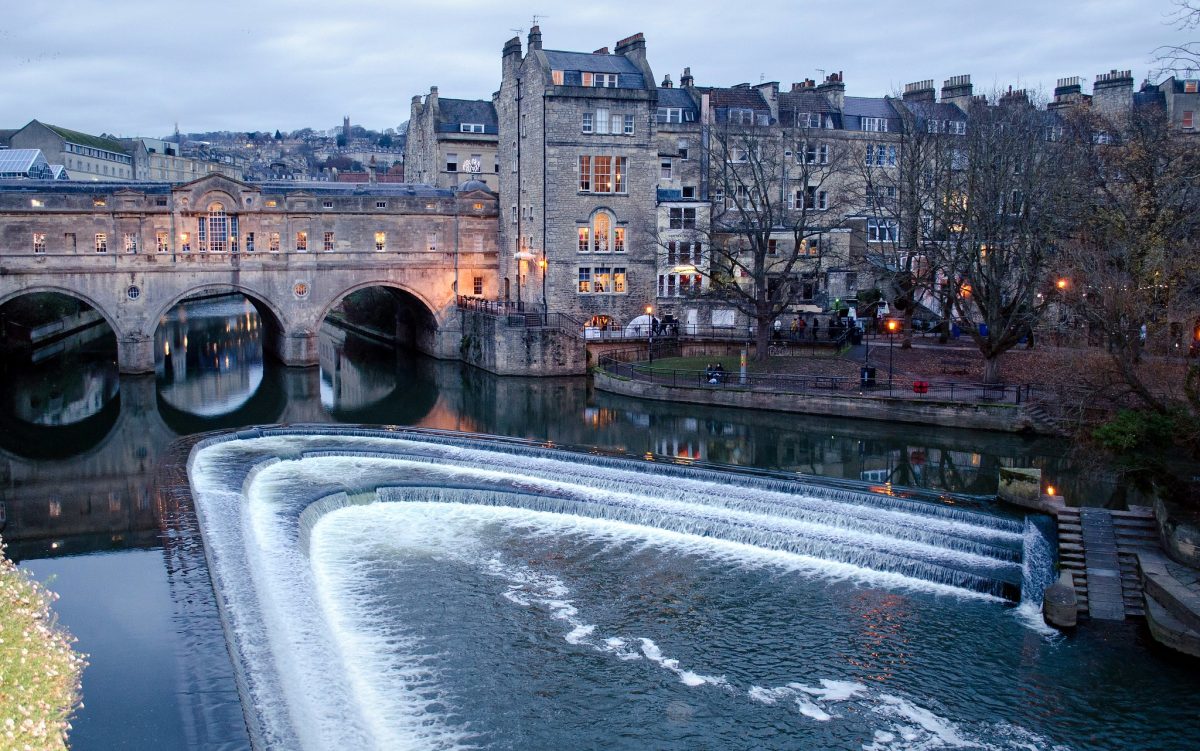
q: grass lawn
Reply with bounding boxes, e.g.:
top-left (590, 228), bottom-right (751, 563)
top-left (0, 548), bottom-right (85, 751)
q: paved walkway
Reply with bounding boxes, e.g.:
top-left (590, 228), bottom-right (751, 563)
top-left (1057, 506), bottom-right (1158, 620)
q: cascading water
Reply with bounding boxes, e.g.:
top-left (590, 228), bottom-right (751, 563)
top-left (188, 427), bottom-right (1075, 751)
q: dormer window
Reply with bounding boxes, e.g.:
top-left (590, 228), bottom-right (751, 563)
top-left (1184, 80), bottom-right (1198, 94)
top-left (728, 108), bottom-right (755, 125)
top-left (552, 70), bottom-right (564, 85)
top-left (862, 117), bottom-right (889, 133)
top-left (460, 123), bottom-right (485, 133)
top-left (583, 72), bottom-right (618, 88)
top-left (656, 107), bottom-right (683, 124)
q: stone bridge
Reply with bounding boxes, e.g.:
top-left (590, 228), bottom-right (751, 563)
top-left (0, 174), bottom-right (500, 372)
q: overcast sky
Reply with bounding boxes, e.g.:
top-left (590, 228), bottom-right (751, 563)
top-left (1, 0), bottom-right (1193, 138)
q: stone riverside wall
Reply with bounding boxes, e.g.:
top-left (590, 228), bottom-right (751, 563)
top-left (458, 309), bottom-right (586, 376)
top-left (594, 370), bottom-right (1042, 433)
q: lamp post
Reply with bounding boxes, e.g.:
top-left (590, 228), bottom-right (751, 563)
top-left (645, 304), bottom-right (654, 363)
top-left (539, 256), bottom-right (548, 323)
top-left (514, 250), bottom-right (535, 312)
top-left (886, 318), bottom-right (899, 392)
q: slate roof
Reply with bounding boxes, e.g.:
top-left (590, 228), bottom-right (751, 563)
top-left (706, 87), bottom-right (770, 111)
top-left (0, 129), bottom-right (17, 146)
top-left (41, 123), bottom-right (129, 155)
top-left (842, 96), bottom-right (901, 131)
top-left (656, 87), bottom-right (699, 112)
top-left (901, 101), bottom-right (966, 121)
top-left (543, 49), bottom-right (646, 89)
top-left (435, 99), bottom-right (498, 134)
top-left (778, 90), bottom-right (842, 128)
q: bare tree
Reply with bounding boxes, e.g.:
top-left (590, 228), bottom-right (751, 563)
top-left (1153, 0), bottom-right (1200, 79)
top-left (855, 97), bottom-right (964, 348)
top-left (934, 92), bottom-right (1084, 383)
top-left (1058, 102), bottom-right (1200, 412)
top-left (664, 118), bottom-right (854, 360)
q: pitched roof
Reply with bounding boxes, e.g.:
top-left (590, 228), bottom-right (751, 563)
top-left (900, 100), bottom-right (967, 121)
top-left (42, 123), bottom-right (129, 155)
top-left (542, 49), bottom-right (647, 89)
top-left (435, 99), bottom-right (498, 133)
top-left (0, 149), bottom-right (46, 174)
top-left (707, 87), bottom-right (769, 111)
top-left (656, 87), bottom-right (699, 111)
top-left (779, 90), bottom-right (836, 114)
top-left (842, 96), bottom-right (897, 119)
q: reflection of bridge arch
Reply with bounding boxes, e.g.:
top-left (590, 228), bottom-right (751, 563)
top-left (318, 325), bottom-right (439, 424)
top-left (156, 363), bottom-right (288, 433)
top-left (0, 387), bottom-right (121, 461)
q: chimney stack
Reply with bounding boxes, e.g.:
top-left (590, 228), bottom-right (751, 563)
top-left (1092, 69), bottom-right (1133, 116)
top-left (661, 73), bottom-right (673, 88)
top-left (527, 25), bottom-right (542, 51)
top-left (680, 67), bottom-right (694, 88)
top-left (903, 79), bottom-right (936, 103)
top-left (593, 46), bottom-right (609, 55)
top-left (940, 74), bottom-right (973, 110)
top-left (816, 71), bottom-right (844, 110)
top-left (1049, 76), bottom-right (1085, 110)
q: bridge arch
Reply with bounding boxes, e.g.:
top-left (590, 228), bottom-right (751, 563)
top-left (0, 284), bottom-right (125, 340)
top-left (149, 282), bottom-right (295, 369)
top-left (314, 280), bottom-right (443, 355)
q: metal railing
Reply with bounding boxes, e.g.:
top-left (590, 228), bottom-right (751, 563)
top-left (597, 347), bottom-right (1033, 405)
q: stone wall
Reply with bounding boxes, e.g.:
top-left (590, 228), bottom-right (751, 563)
top-left (459, 309), bottom-right (586, 376)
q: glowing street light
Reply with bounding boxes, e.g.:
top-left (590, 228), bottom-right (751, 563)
top-left (645, 305), bottom-right (655, 363)
top-left (885, 318), bottom-right (899, 389)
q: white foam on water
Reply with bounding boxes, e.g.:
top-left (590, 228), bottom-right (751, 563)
top-left (188, 436), bottom-right (1059, 750)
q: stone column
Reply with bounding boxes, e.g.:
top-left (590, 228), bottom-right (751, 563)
top-left (269, 328), bottom-right (319, 367)
top-left (118, 334), bottom-right (156, 374)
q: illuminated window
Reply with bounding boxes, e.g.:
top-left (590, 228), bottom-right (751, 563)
top-left (1184, 111), bottom-right (1195, 129)
top-left (93, 196), bottom-right (107, 207)
top-left (124, 232), bottom-right (138, 253)
top-left (552, 70), bottom-right (564, 85)
top-left (31, 198), bottom-right (45, 208)
top-left (207, 204), bottom-right (227, 252)
top-left (594, 266), bottom-right (611, 293)
top-left (614, 227), bottom-right (625, 253)
top-left (156, 230), bottom-right (168, 252)
top-left (578, 267), bottom-right (591, 292)
top-left (296, 231), bottom-right (308, 252)
top-left (33, 233), bottom-right (45, 253)
top-left (375, 231), bottom-right (386, 251)
top-left (94, 233), bottom-right (107, 253)
top-left (613, 267), bottom-right (626, 293)
top-left (180, 232), bottom-right (190, 252)
top-left (269, 232), bottom-right (280, 252)
top-left (578, 227), bottom-right (589, 252)
top-left (265, 199), bottom-right (277, 208)
top-left (593, 212), bottom-right (611, 253)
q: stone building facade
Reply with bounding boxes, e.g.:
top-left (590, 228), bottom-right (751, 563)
top-left (404, 88), bottom-right (500, 191)
top-left (496, 27), bottom-right (660, 326)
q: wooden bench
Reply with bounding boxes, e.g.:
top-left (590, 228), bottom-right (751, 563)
top-left (941, 359), bottom-right (972, 375)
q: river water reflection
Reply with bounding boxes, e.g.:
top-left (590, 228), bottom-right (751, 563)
top-left (2, 295), bottom-right (1196, 749)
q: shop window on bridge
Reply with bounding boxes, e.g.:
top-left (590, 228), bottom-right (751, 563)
top-left (124, 232), bottom-right (138, 253)
top-left (206, 204), bottom-right (228, 252)
top-left (95, 233), bottom-right (107, 253)
top-left (156, 230), bottom-right (168, 253)
top-left (296, 231), bottom-right (308, 252)
top-left (245, 231), bottom-right (255, 252)
top-left (270, 232), bottom-right (280, 253)
top-left (375, 232), bottom-right (386, 251)
top-left (33, 233), bottom-right (45, 253)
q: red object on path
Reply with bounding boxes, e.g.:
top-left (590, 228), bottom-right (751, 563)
top-left (912, 380), bottom-right (929, 394)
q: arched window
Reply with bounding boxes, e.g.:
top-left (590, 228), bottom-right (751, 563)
top-left (207, 203), bottom-right (228, 252)
top-left (593, 212), bottom-right (610, 253)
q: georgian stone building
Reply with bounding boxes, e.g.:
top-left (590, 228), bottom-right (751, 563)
top-left (404, 88), bottom-right (500, 191)
top-left (496, 27), bottom-right (660, 326)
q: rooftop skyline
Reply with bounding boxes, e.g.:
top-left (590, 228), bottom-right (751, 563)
top-left (1, 0), bottom-right (1193, 138)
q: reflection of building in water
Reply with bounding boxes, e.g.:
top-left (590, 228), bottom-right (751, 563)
top-left (6, 358), bottom-right (118, 426)
top-left (318, 324), bottom-right (400, 412)
top-left (156, 297), bottom-right (264, 417)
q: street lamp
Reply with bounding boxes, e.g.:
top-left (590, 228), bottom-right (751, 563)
top-left (514, 250), bottom-right (535, 312)
top-left (645, 304), bottom-right (654, 362)
top-left (885, 317), bottom-right (899, 391)
top-left (538, 256), bottom-right (548, 321)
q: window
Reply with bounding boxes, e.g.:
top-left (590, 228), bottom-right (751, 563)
top-left (656, 107), bottom-right (683, 124)
top-left (867, 185), bottom-right (897, 208)
top-left (512, 205), bottom-right (518, 223)
top-left (323, 200), bottom-right (334, 208)
top-left (1184, 111), bottom-right (1195, 129)
top-left (682, 186), bottom-right (696, 199)
top-left (660, 158), bottom-right (673, 179)
top-left (31, 198), bottom-right (45, 208)
top-left (584, 72), bottom-right (617, 87)
top-left (180, 232), bottom-right (190, 252)
top-left (613, 267), bottom-right (626, 293)
top-left (594, 267), bottom-right (611, 293)
top-left (93, 196), bottom-right (106, 207)
top-left (800, 186), bottom-right (828, 210)
top-left (623, 114), bottom-right (635, 135)
top-left (324, 231), bottom-right (335, 251)
top-left (446, 153), bottom-right (458, 172)
top-left (728, 108), bottom-right (755, 125)
top-left (207, 204), bottom-right (228, 252)
top-left (375, 231), bottom-right (386, 251)
top-left (768, 239), bottom-right (779, 256)
top-left (865, 144), bottom-right (897, 167)
top-left (678, 141), bottom-right (689, 160)
top-left (582, 113), bottom-right (594, 133)
top-left (578, 156), bottom-right (627, 194)
top-left (552, 70), bottom-right (564, 86)
top-left (33, 233), bottom-right (46, 253)
top-left (669, 207), bottom-right (696, 229)
top-left (296, 231), bottom-right (308, 252)
top-left (800, 142), bottom-right (829, 165)
top-left (265, 199), bottom-right (278, 208)
top-left (614, 227), bottom-right (625, 253)
top-left (796, 112), bottom-right (823, 128)
top-left (460, 123), bottom-right (485, 133)
top-left (155, 230), bottom-right (168, 253)
top-left (155, 197), bottom-right (168, 207)
top-left (729, 147), bottom-right (751, 163)
top-left (269, 232), bottom-right (280, 252)
top-left (95, 233), bottom-right (107, 253)
top-left (578, 267), bottom-right (592, 292)
top-left (595, 108), bottom-right (610, 134)
top-left (124, 232), bottom-right (138, 253)
top-left (376, 201), bottom-right (387, 209)
top-left (578, 227), bottom-right (589, 252)
top-left (593, 213), bottom-right (610, 253)
top-left (862, 117), bottom-right (889, 132)
top-left (1185, 80), bottom-right (1198, 93)
top-left (427, 233), bottom-right (437, 251)
top-left (867, 218), bottom-right (898, 242)
top-left (950, 121), bottom-right (966, 135)
top-left (246, 232), bottom-right (255, 252)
